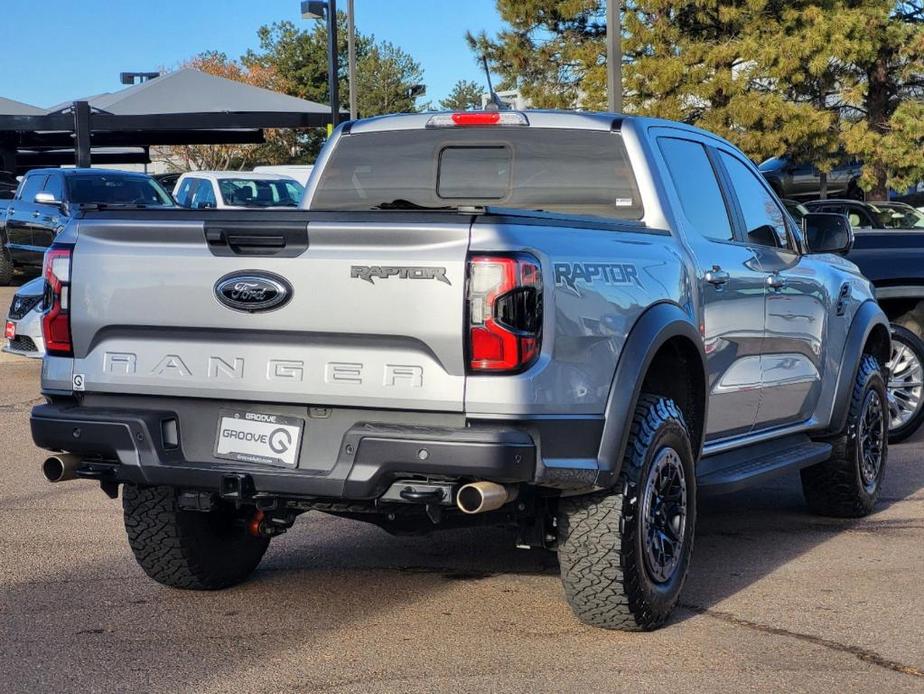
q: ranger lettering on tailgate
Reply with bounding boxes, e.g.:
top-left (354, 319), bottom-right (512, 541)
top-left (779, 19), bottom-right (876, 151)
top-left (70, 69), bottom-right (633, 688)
top-left (101, 351), bottom-right (424, 387)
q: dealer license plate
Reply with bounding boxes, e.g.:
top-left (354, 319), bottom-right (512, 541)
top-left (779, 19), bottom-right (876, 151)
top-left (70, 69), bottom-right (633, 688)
top-left (214, 409), bottom-right (304, 467)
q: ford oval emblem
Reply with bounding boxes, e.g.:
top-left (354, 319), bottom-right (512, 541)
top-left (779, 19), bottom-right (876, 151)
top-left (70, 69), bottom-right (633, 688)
top-left (214, 271), bottom-right (293, 313)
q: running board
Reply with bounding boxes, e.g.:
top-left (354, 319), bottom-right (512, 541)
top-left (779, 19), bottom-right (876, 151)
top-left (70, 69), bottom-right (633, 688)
top-left (697, 434), bottom-right (832, 494)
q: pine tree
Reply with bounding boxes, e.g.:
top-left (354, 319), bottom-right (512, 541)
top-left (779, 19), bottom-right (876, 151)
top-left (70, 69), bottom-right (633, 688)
top-left (474, 1), bottom-right (923, 197)
top-left (623, 1), bottom-right (844, 167)
top-left (467, 1), bottom-right (608, 109)
top-left (440, 80), bottom-right (486, 110)
top-left (833, 1), bottom-right (924, 198)
top-left (243, 16), bottom-right (423, 159)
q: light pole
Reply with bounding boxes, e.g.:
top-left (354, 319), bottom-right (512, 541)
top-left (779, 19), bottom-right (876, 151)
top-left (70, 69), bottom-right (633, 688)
top-left (301, 0), bottom-right (340, 127)
top-left (347, 0), bottom-right (357, 120)
top-left (606, 1), bottom-right (623, 112)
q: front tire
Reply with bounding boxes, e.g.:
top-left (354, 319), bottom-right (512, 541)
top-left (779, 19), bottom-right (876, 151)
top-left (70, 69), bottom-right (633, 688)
top-left (886, 325), bottom-right (924, 443)
top-left (123, 484), bottom-right (270, 590)
top-left (557, 395), bottom-right (696, 631)
top-left (801, 355), bottom-right (887, 517)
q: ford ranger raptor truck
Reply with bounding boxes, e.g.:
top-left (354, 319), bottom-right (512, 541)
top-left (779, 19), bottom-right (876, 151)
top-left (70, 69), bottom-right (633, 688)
top-left (30, 111), bottom-right (890, 631)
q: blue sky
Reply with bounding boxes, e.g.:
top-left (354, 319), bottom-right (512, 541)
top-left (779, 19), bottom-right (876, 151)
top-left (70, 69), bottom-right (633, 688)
top-left (0, 0), bottom-right (504, 108)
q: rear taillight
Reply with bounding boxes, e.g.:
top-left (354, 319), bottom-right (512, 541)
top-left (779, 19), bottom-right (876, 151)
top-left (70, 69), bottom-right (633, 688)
top-left (467, 254), bottom-right (542, 373)
top-left (42, 245), bottom-right (73, 356)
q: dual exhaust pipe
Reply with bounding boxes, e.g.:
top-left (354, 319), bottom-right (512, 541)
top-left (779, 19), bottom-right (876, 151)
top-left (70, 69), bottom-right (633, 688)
top-left (42, 455), bottom-right (516, 516)
top-left (41, 454), bottom-right (82, 483)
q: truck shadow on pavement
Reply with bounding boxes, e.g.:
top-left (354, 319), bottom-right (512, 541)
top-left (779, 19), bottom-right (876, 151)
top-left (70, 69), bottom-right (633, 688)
top-left (2, 441), bottom-right (922, 692)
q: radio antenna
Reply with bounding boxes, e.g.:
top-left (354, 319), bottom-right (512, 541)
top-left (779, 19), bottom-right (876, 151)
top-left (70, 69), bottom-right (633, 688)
top-left (481, 55), bottom-right (503, 111)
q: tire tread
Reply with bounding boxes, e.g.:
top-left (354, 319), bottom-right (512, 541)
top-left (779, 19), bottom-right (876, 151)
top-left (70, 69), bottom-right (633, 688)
top-left (802, 355), bottom-right (886, 517)
top-left (558, 395), bottom-right (694, 631)
top-left (123, 485), bottom-right (269, 590)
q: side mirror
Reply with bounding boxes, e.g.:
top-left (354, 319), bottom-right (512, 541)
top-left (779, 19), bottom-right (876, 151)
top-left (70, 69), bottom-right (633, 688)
top-left (34, 191), bottom-right (63, 207)
top-left (803, 212), bottom-right (853, 255)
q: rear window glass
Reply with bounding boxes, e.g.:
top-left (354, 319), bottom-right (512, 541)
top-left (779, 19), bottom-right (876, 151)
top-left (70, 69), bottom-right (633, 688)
top-left (311, 128), bottom-right (643, 219)
top-left (66, 175), bottom-right (174, 207)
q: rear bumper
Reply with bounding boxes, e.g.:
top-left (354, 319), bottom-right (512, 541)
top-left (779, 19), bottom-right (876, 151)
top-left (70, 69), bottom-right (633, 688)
top-left (30, 398), bottom-right (600, 500)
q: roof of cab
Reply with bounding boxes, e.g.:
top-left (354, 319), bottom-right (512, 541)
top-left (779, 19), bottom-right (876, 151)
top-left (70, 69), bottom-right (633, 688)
top-left (343, 110), bottom-right (730, 144)
top-left (176, 171), bottom-right (298, 181)
top-left (26, 167), bottom-right (154, 179)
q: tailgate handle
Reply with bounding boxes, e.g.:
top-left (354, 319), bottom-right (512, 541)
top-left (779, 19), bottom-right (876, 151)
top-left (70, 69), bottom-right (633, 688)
top-left (227, 234), bottom-right (286, 248)
top-left (204, 221), bottom-right (308, 258)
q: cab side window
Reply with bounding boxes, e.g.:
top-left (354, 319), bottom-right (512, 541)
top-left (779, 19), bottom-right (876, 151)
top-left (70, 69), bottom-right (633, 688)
top-left (658, 138), bottom-right (733, 242)
top-left (190, 180), bottom-right (217, 209)
top-left (174, 179), bottom-right (195, 207)
top-left (719, 151), bottom-right (793, 251)
top-left (17, 174), bottom-right (46, 202)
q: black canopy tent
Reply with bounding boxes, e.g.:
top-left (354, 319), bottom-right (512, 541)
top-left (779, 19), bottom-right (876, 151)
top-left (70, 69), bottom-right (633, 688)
top-left (0, 69), bottom-right (345, 174)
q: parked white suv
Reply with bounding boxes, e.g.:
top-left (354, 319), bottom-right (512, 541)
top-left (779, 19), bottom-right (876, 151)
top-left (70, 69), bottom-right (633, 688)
top-left (172, 172), bottom-right (304, 209)
top-left (3, 277), bottom-right (45, 359)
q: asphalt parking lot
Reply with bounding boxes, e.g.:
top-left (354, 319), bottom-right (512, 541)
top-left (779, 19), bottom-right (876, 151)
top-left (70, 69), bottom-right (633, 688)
top-left (1, 282), bottom-right (923, 693)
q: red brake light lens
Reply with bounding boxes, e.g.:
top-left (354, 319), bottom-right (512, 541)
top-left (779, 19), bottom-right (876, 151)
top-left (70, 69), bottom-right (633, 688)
top-left (41, 245), bottom-right (73, 356)
top-left (426, 112), bottom-right (529, 128)
top-left (467, 254), bottom-right (542, 372)
top-left (452, 112), bottom-right (501, 126)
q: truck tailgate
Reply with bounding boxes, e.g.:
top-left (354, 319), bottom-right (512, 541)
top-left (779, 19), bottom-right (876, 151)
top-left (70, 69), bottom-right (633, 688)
top-left (68, 213), bottom-right (471, 411)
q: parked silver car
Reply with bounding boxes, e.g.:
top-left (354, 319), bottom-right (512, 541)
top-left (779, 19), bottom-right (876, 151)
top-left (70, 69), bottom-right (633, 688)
top-left (3, 277), bottom-right (45, 358)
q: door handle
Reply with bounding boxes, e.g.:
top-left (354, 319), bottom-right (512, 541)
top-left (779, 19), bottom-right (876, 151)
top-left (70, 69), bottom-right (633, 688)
top-left (705, 266), bottom-right (730, 286)
top-left (766, 274), bottom-right (786, 290)
top-left (32, 211), bottom-right (41, 218)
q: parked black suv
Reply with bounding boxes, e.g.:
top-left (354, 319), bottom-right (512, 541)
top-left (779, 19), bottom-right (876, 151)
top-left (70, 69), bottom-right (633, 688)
top-left (760, 157), bottom-right (864, 201)
top-left (0, 168), bottom-right (174, 284)
top-left (803, 199), bottom-right (924, 442)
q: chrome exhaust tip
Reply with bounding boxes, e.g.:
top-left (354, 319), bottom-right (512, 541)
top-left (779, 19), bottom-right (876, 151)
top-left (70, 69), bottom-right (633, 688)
top-left (42, 454), bottom-right (82, 483)
top-left (455, 481), bottom-right (518, 514)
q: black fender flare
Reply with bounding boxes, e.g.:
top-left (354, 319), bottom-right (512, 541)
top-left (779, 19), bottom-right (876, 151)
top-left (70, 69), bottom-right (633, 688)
top-left (595, 302), bottom-right (706, 487)
top-left (827, 300), bottom-right (890, 434)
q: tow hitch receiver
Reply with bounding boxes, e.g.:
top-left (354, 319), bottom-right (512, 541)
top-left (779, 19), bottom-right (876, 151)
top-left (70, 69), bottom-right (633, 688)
top-left (220, 473), bottom-right (255, 503)
top-left (380, 480), bottom-right (455, 523)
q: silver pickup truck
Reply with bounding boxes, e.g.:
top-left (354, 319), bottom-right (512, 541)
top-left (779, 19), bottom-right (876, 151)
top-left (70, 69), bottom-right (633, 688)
top-left (31, 111), bottom-right (890, 631)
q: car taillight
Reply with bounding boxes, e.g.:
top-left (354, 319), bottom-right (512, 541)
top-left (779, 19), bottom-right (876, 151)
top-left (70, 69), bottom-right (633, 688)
top-left (42, 245), bottom-right (73, 356)
top-left (467, 254), bottom-right (542, 373)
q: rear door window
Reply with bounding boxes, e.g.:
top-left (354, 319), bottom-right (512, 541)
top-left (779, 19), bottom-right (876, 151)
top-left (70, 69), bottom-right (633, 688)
top-left (657, 137), bottom-right (733, 241)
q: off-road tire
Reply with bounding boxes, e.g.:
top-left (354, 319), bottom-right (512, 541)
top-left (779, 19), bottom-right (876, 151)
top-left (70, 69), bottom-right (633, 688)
top-left (557, 394), bottom-right (696, 631)
top-left (886, 324), bottom-right (924, 444)
top-left (801, 355), bottom-right (887, 517)
top-left (123, 484), bottom-right (270, 590)
top-left (0, 247), bottom-right (13, 286)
